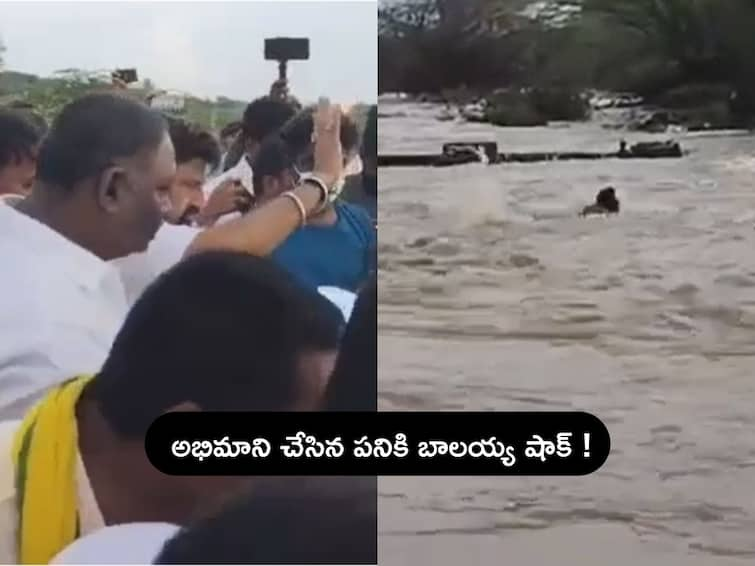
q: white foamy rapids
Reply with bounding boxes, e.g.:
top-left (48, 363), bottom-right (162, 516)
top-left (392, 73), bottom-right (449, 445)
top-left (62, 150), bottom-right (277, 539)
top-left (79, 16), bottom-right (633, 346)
top-left (715, 155), bottom-right (755, 173)
top-left (436, 165), bottom-right (518, 229)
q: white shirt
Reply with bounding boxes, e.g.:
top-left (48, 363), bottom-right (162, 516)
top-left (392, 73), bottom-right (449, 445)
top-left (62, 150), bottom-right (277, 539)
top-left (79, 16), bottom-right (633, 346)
top-left (51, 522), bottom-right (180, 564)
top-left (0, 203), bottom-right (128, 419)
top-left (318, 287), bottom-right (357, 322)
top-left (114, 223), bottom-right (199, 306)
top-left (203, 155), bottom-right (253, 199)
top-left (0, 419), bottom-right (106, 564)
top-left (202, 156), bottom-right (254, 225)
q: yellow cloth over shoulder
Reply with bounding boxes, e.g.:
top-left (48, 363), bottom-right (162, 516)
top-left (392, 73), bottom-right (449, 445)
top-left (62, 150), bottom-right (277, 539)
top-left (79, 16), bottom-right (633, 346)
top-left (11, 375), bottom-right (94, 565)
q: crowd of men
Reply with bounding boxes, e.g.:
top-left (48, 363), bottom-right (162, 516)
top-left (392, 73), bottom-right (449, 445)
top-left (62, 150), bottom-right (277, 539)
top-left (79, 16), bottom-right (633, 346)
top-left (0, 81), bottom-right (377, 564)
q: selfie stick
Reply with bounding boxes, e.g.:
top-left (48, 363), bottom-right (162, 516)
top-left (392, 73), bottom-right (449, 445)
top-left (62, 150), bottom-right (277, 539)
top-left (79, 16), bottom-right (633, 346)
top-left (265, 37), bottom-right (310, 81)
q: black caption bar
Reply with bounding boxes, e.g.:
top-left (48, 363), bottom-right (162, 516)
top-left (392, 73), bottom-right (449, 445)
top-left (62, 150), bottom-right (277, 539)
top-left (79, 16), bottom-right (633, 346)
top-left (145, 412), bottom-right (610, 476)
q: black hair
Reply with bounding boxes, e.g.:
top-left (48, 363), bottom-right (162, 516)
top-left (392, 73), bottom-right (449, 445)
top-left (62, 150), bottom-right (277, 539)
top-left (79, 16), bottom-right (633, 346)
top-left (165, 116), bottom-right (221, 170)
top-left (5, 103), bottom-right (48, 136)
top-left (361, 105), bottom-right (376, 161)
top-left (242, 96), bottom-right (298, 143)
top-left (278, 107), bottom-right (361, 162)
top-left (251, 136), bottom-right (295, 194)
top-left (155, 477), bottom-right (377, 565)
top-left (0, 109), bottom-right (43, 169)
top-left (596, 187), bottom-right (619, 212)
top-left (324, 278), bottom-right (376, 411)
top-left (90, 251), bottom-right (342, 438)
top-left (36, 93), bottom-right (167, 191)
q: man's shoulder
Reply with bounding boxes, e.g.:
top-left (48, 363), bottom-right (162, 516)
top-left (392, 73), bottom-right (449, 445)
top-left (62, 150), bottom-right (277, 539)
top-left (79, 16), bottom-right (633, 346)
top-left (0, 250), bottom-right (48, 313)
top-left (336, 202), bottom-right (375, 243)
top-left (152, 223), bottom-right (200, 246)
top-left (115, 224), bottom-right (200, 304)
top-left (147, 224), bottom-right (200, 264)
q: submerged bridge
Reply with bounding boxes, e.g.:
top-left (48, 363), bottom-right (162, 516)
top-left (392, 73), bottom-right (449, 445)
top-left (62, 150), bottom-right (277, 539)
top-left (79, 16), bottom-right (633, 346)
top-left (378, 141), bottom-right (684, 168)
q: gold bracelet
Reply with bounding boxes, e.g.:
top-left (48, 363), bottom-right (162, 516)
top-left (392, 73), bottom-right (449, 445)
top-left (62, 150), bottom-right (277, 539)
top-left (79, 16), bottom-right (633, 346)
top-left (281, 191), bottom-right (307, 227)
top-left (299, 175), bottom-right (329, 213)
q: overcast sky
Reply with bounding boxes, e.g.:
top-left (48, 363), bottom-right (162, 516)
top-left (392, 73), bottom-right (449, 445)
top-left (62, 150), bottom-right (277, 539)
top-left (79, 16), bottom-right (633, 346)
top-left (0, 1), bottom-right (376, 103)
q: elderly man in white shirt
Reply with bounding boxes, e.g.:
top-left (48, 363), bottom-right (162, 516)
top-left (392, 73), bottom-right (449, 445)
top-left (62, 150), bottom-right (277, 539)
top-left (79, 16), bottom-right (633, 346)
top-left (0, 93), bottom-right (176, 418)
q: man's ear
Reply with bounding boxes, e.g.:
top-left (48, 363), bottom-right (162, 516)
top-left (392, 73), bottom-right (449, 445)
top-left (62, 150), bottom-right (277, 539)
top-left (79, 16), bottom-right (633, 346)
top-left (96, 165), bottom-right (126, 213)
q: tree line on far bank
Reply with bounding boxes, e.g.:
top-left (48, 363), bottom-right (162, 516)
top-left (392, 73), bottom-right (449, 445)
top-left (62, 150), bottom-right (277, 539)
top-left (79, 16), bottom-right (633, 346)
top-left (0, 68), bottom-right (247, 132)
top-left (379, 0), bottom-right (755, 129)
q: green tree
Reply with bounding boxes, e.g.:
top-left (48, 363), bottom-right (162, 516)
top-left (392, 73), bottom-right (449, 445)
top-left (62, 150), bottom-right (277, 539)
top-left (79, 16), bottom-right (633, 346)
top-left (558, 0), bottom-right (755, 93)
top-left (19, 69), bottom-right (110, 121)
top-left (380, 0), bottom-right (755, 123)
top-left (378, 0), bottom-right (540, 94)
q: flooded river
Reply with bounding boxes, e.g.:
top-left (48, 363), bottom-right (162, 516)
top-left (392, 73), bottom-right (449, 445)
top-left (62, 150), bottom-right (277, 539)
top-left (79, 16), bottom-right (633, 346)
top-left (377, 102), bottom-right (755, 565)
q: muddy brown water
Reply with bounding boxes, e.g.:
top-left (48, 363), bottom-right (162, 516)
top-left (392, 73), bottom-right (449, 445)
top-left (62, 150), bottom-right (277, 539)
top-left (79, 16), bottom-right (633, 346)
top-left (378, 102), bottom-right (755, 565)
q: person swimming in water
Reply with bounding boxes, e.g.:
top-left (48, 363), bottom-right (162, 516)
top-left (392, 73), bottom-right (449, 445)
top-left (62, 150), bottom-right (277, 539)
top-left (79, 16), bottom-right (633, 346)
top-left (581, 187), bottom-right (620, 216)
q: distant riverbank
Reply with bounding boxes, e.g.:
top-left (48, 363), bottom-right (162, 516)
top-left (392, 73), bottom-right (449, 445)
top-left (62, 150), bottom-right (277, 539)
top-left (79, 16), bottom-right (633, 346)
top-left (380, 85), bottom-right (753, 134)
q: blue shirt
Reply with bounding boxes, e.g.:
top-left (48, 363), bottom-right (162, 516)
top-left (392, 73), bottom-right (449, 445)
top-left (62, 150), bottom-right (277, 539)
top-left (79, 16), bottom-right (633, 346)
top-left (271, 202), bottom-right (376, 292)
